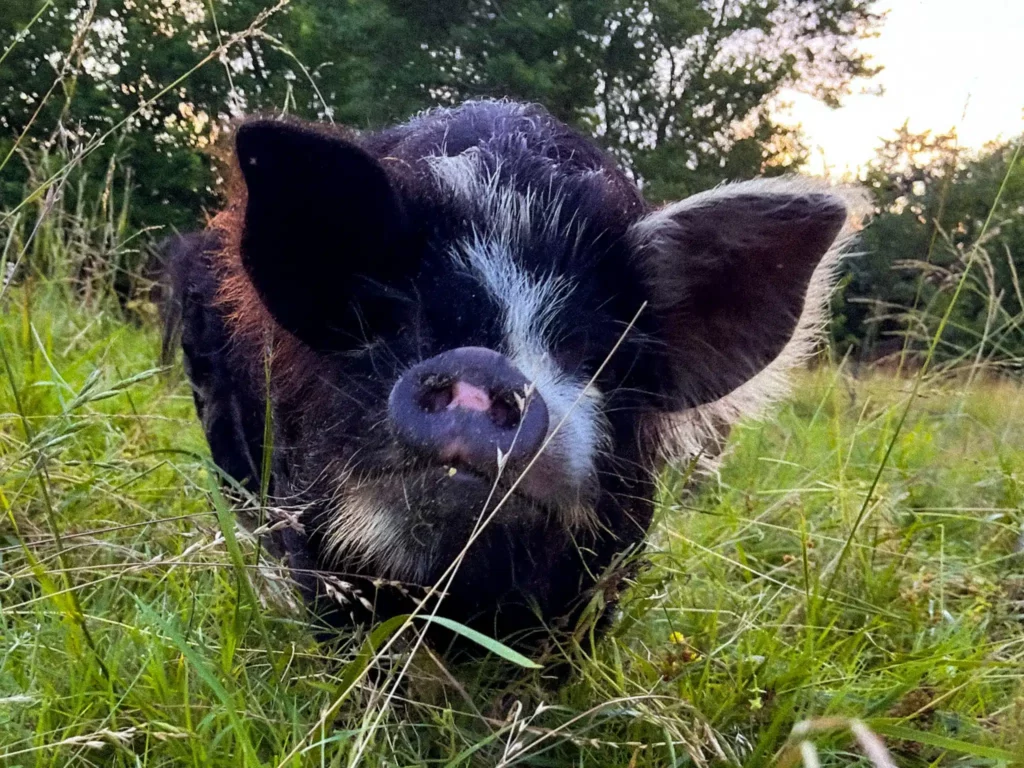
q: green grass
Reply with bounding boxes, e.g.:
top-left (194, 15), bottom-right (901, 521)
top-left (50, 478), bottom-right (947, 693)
top-left (2, 281), bottom-right (1022, 767)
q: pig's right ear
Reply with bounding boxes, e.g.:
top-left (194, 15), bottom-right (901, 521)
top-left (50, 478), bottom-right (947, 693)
top-left (235, 119), bottom-right (408, 350)
top-left (631, 180), bottom-right (853, 409)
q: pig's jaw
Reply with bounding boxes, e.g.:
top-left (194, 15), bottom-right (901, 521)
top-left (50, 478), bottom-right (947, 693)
top-left (316, 459), bottom-right (595, 586)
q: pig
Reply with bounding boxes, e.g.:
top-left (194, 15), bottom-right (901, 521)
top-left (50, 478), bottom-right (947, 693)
top-left (161, 99), bottom-right (862, 653)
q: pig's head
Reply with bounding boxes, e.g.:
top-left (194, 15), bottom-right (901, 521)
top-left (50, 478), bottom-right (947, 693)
top-left (209, 101), bottom-right (860, 643)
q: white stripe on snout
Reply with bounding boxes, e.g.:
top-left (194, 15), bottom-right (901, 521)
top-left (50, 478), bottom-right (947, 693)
top-left (428, 154), bottom-right (608, 498)
top-left (458, 232), bottom-right (604, 487)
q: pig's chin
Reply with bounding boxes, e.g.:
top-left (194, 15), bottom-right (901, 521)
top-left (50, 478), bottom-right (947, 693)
top-left (318, 465), bottom-right (547, 586)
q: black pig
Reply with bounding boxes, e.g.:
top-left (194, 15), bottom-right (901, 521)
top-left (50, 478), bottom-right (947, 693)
top-left (162, 99), bottom-right (862, 651)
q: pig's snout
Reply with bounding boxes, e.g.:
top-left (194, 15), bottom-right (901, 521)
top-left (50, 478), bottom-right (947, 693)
top-left (388, 347), bottom-right (549, 473)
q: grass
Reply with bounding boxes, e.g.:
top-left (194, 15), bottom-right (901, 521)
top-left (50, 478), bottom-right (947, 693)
top-left (0, 10), bottom-right (1021, 758)
top-left (1, 277), bottom-right (1022, 767)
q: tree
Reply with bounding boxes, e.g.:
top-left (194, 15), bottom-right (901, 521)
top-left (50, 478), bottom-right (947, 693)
top-left (395, 0), bottom-right (881, 201)
top-left (835, 125), bottom-right (1024, 368)
top-left (1, 0), bottom-right (881, 234)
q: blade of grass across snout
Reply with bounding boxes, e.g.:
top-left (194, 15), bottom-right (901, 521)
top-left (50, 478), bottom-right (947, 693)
top-left (247, 341), bottom-right (275, 633)
top-left (256, 343), bottom-right (274, 563)
top-left (133, 598), bottom-right (263, 767)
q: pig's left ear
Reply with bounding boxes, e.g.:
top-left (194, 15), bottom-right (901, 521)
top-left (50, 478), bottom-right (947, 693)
top-left (233, 119), bottom-right (410, 350)
top-left (630, 180), bottom-right (854, 408)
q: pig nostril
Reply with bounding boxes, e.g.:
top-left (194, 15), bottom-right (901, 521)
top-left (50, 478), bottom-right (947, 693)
top-left (418, 374), bottom-right (454, 413)
top-left (489, 392), bottom-right (522, 430)
top-left (389, 347), bottom-right (550, 467)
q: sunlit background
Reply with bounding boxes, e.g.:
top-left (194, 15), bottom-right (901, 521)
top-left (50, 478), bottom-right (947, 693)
top-left (782, 0), bottom-right (1024, 177)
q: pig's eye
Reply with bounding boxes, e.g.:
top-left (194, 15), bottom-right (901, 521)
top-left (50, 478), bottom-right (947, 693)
top-left (552, 326), bottom-right (594, 376)
top-left (341, 272), bottom-right (420, 343)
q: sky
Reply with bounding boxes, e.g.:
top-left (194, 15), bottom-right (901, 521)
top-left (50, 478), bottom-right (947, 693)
top-left (779, 0), bottom-right (1024, 177)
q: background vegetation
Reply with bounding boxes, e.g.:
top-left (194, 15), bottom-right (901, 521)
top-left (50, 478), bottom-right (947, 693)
top-left (2, 276), bottom-right (1022, 766)
top-left (3, 0), bottom-right (1022, 364)
top-left (1, 1), bottom-right (1022, 765)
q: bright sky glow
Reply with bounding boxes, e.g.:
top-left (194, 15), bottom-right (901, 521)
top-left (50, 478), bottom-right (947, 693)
top-left (778, 0), bottom-right (1024, 177)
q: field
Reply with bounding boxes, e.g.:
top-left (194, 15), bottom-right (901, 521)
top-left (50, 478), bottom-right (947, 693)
top-left (1, 280), bottom-right (1022, 767)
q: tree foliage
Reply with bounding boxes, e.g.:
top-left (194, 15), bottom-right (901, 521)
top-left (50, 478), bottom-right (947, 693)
top-left (834, 127), bottom-right (1024, 368)
top-left (5, 2), bottom-right (1021, 366)
top-left (1, 0), bottom-right (880, 231)
top-left (399, 1), bottom-right (881, 201)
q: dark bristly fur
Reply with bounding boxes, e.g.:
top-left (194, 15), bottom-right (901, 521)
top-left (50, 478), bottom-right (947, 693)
top-left (161, 99), bottom-right (862, 655)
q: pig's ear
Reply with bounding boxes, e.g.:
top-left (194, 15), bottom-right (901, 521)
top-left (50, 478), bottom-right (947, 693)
top-left (235, 119), bottom-right (407, 349)
top-left (631, 180), bottom-right (850, 408)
